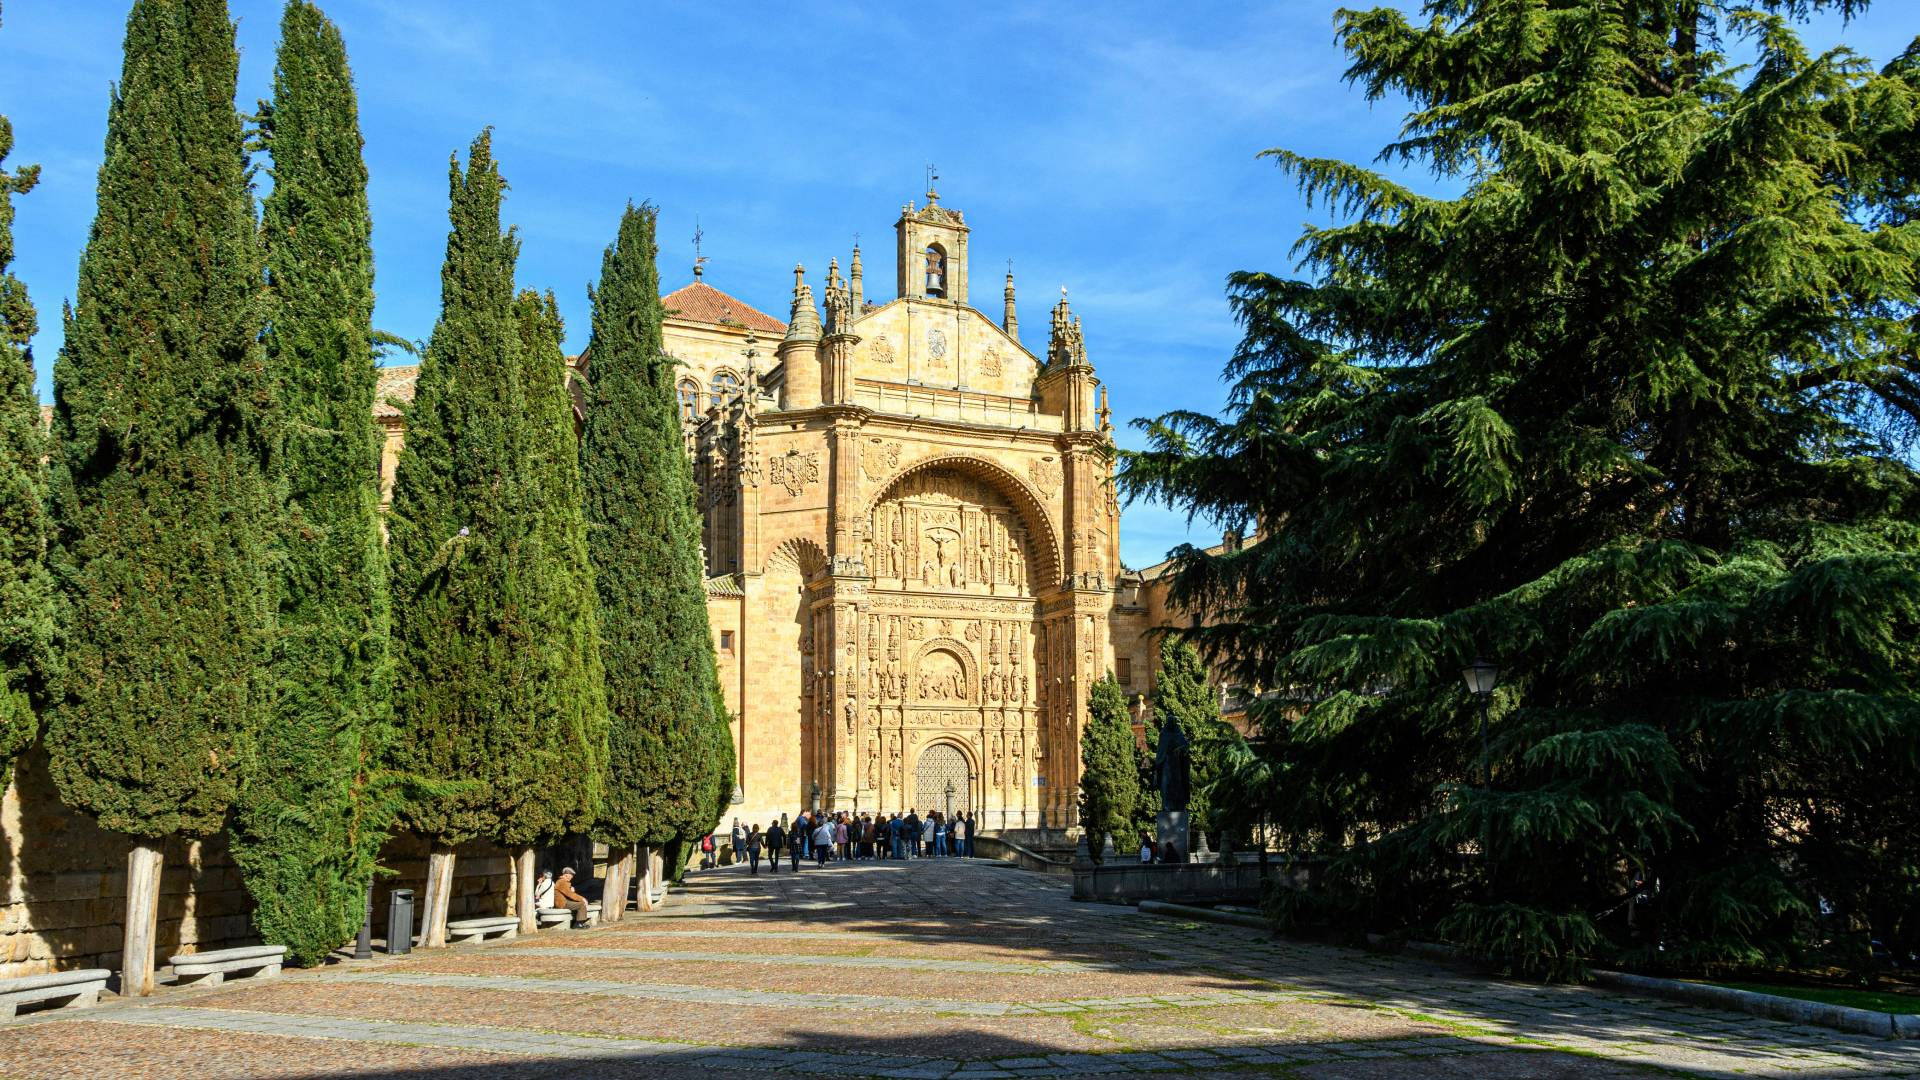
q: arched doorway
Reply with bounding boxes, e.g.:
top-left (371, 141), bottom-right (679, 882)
top-left (914, 743), bottom-right (973, 819)
top-left (857, 462), bottom-right (1053, 828)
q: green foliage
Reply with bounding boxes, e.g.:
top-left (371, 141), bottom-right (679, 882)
top-left (46, 0), bottom-right (277, 839)
top-left (1122, 0), bottom-right (1920, 979)
top-left (1148, 636), bottom-right (1234, 835)
top-left (581, 204), bottom-right (728, 846)
top-left (1080, 676), bottom-right (1140, 861)
top-left (508, 286), bottom-right (608, 848)
top-left (227, 0), bottom-right (394, 967)
top-left (0, 2), bottom-right (56, 794)
top-left (386, 132), bottom-right (604, 848)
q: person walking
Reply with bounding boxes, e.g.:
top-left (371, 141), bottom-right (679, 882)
top-left (835, 815), bottom-right (851, 862)
top-left (921, 812), bottom-right (935, 858)
top-left (966, 811), bottom-right (978, 857)
top-left (730, 819), bottom-right (746, 866)
top-left (764, 820), bottom-right (785, 874)
top-left (903, 810), bottom-right (920, 859)
top-left (699, 831), bottom-right (717, 870)
top-left (747, 824), bottom-right (764, 874)
top-left (933, 814), bottom-right (948, 858)
top-left (789, 818), bottom-right (806, 871)
top-left (888, 813), bottom-right (904, 859)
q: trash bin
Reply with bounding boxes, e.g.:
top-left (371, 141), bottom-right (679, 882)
top-left (387, 889), bottom-right (414, 955)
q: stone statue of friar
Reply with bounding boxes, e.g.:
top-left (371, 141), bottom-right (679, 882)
top-left (1155, 718), bottom-right (1191, 812)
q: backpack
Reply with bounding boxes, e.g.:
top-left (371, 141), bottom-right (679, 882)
top-left (701, 835), bottom-right (715, 853)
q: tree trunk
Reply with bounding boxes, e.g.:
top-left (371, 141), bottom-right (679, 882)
top-left (634, 844), bottom-right (655, 912)
top-left (650, 846), bottom-right (665, 902)
top-left (606, 846), bottom-right (634, 923)
top-left (514, 847), bottom-right (537, 934)
top-left (419, 848), bottom-right (455, 948)
top-left (121, 841), bottom-right (164, 998)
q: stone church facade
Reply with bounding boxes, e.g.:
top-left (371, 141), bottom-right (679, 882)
top-left (371, 192), bottom-right (1184, 833)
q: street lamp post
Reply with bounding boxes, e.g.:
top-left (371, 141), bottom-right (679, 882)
top-left (1461, 658), bottom-right (1500, 895)
top-left (1461, 658), bottom-right (1499, 788)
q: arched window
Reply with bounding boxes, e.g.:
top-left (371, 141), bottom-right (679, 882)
top-left (678, 378), bottom-right (701, 421)
top-left (923, 244), bottom-right (947, 297)
top-left (710, 369), bottom-right (741, 407)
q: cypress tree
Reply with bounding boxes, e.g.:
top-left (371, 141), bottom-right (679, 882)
top-left (0, 2), bottom-right (55, 795)
top-left (46, 0), bottom-right (276, 996)
top-left (507, 284), bottom-right (608, 912)
top-left (228, 0), bottom-right (393, 968)
top-left (1123, 0), bottom-right (1920, 980)
top-left (1080, 675), bottom-right (1139, 862)
top-left (581, 203), bottom-right (727, 864)
top-left (388, 132), bottom-right (603, 944)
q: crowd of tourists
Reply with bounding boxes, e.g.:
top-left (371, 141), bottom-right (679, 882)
top-left (699, 810), bottom-right (978, 874)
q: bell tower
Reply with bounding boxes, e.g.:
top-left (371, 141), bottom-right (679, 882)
top-left (895, 173), bottom-right (970, 305)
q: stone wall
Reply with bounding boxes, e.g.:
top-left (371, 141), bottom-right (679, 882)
top-left (3, 742), bottom-right (514, 977)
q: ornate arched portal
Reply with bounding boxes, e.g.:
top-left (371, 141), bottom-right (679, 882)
top-left (851, 461), bottom-right (1050, 828)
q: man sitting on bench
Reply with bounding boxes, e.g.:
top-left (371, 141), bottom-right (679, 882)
top-left (554, 867), bottom-right (591, 927)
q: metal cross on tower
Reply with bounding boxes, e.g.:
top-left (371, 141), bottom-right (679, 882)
top-left (692, 217), bottom-right (708, 280)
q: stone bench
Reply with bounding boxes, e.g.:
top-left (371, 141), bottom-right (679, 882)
top-left (0, 969), bottom-right (110, 1020)
top-left (445, 916), bottom-right (519, 944)
top-left (169, 945), bottom-right (286, 988)
top-left (537, 902), bottom-right (600, 929)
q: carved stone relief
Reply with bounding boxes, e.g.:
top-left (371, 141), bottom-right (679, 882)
top-left (1028, 458), bottom-right (1062, 498)
top-left (769, 448), bottom-right (820, 498)
top-left (870, 334), bottom-right (895, 365)
top-left (980, 347), bottom-right (1003, 378)
top-left (860, 439), bottom-right (901, 480)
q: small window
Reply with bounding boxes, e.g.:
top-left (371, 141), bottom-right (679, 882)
top-left (1116, 657), bottom-right (1133, 687)
top-left (678, 379), bottom-right (701, 421)
top-left (923, 244), bottom-right (947, 297)
top-left (719, 630), bottom-right (735, 652)
top-left (710, 370), bottom-right (741, 407)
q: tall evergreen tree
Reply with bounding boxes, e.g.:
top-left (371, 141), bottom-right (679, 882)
top-left (1080, 675), bottom-right (1140, 861)
top-left (387, 132), bottom-right (603, 944)
top-left (1123, 0), bottom-right (1920, 980)
top-left (508, 284), bottom-right (608, 833)
top-left (46, 0), bottom-right (276, 996)
top-left (1148, 636), bottom-right (1233, 836)
top-left (228, 0), bottom-right (393, 968)
top-left (581, 203), bottom-right (727, 859)
top-left (0, 1), bottom-right (56, 795)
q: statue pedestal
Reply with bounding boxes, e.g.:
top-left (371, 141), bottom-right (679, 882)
top-left (1156, 810), bottom-right (1190, 862)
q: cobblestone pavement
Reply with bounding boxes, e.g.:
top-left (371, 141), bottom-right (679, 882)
top-left (3, 856), bottom-right (1918, 1078)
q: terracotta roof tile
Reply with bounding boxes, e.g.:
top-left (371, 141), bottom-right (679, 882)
top-left (374, 364), bottom-right (418, 418)
top-left (661, 281), bottom-right (786, 334)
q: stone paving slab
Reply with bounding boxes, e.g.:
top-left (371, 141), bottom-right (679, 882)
top-left (3, 858), bottom-right (1920, 1078)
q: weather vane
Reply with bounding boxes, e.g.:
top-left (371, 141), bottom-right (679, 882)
top-left (925, 163), bottom-right (940, 202)
top-left (692, 217), bottom-right (708, 280)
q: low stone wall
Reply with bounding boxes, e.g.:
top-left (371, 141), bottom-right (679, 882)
top-left (3, 743), bottom-right (513, 977)
top-left (1072, 856), bottom-right (1307, 905)
top-left (975, 834), bottom-right (1072, 876)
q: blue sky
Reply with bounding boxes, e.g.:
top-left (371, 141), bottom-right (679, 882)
top-left (3, 2), bottom-right (1913, 568)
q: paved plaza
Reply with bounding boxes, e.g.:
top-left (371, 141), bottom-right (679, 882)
top-left (2, 857), bottom-right (1917, 1078)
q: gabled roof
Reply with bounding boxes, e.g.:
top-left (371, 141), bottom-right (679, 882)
top-left (661, 280), bottom-right (787, 335)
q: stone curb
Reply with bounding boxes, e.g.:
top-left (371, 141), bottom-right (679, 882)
top-left (1135, 899), bottom-right (1270, 931)
top-left (1133, 902), bottom-right (1920, 1043)
top-left (1592, 970), bottom-right (1920, 1041)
